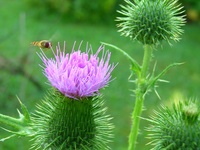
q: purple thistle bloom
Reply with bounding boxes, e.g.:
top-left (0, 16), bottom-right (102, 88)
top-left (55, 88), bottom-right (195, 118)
top-left (38, 41), bottom-right (116, 99)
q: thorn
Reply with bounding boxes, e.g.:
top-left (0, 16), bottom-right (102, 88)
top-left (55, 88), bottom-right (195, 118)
top-left (17, 109), bottom-right (23, 118)
top-left (152, 61), bottom-right (157, 76)
top-left (0, 134), bottom-right (16, 142)
top-left (146, 73), bottom-right (151, 79)
top-left (154, 89), bottom-right (161, 100)
top-left (16, 95), bottom-right (22, 105)
top-left (0, 127), bottom-right (16, 134)
top-left (158, 79), bottom-right (169, 83)
top-left (128, 72), bottom-right (133, 80)
top-left (129, 79), bottom-right (136, 83)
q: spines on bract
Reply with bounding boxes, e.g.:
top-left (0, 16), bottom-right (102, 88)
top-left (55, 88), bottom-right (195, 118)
top-left (117, 0), bottom-right (186, 45)
top-left (30, 89), bottom-right (113, 150)
top-left (147, 100), bottom-right (200, 150)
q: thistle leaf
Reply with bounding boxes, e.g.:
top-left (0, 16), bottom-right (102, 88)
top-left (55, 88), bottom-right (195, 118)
top-left (101, 42), bottom-right (141, 75)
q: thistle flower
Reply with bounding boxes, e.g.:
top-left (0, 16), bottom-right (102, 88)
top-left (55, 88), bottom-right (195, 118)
top-left (147, 100), bottom-right (200, 150)
top-left (31, 42), bottom-right (115, 150)
top-left (38, 41), bottom-right (115, 99)
top-left (117, 0), bottom-right (186, 45)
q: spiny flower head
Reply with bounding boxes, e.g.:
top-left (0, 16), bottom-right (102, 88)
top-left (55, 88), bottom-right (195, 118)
top-left (147, 99), bottom-right (200, 149)
top-left (117, 0), bottom-right (186, 45)
top-left (38, 41), bottom-right (116, 99)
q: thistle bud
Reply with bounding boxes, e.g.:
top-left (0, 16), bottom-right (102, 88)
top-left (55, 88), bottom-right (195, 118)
top-left (31, 91), bottom-right (113, 150)
top-left (147, 100), bottom-right (200, 149)
top-left (117, 0), bottom-right (186, 45)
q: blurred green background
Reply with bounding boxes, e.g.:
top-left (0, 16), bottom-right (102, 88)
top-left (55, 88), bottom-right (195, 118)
top-left (0, 0), bottom-right (200, 149)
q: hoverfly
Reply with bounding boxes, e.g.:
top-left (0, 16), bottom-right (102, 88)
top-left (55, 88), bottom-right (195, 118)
top-left (31, 40), bottom-right (52, 49)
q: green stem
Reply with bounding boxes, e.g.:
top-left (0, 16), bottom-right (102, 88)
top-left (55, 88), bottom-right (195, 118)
top-left (141, 45), bottom-right (152, 78)
top-left (128, 44), bottom-right (153, 150)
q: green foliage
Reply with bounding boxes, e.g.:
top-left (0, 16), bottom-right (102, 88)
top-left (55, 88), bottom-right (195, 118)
top-left (179, 0), bottom-right (200, 22)
top-left (0, 97), bottom-right (32, 141)
top-left (23, 0), bottom-right (120, 24)
top-left (180, 0), bottom-right (200, 12)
